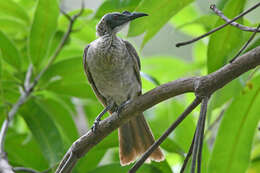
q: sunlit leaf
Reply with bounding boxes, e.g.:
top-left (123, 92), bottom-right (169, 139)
top-left (207, 0), bottom-right (247, 73)
top-left (20, 99), bottom-right (65, 166)
top-left (0, 0), bottom-right (30, 24)
top-left (170, 4), bottom-right (206, 36)
top-left (28, 0), bottom-right (59, 68)
top-left (128, 0), bottom-right (194, 47)
top-left (208, 76), bottom-right (260, 173)
top-left (95, 0), bottom-right (141, 19)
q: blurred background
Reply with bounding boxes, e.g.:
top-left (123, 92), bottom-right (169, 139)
top-left (0, 0), bottom-right (260, 172)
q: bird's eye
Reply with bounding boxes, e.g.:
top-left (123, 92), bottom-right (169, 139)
top-left (114, 15), bottom-right (118, 20)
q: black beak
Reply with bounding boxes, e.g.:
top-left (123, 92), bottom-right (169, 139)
top-left (127, 12), bottom-right (148, 21)
top-left (109, 11), bottom-right (148, 30)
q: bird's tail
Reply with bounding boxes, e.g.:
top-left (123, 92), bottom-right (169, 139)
top-left (118, 113), bottom-right (164, 165)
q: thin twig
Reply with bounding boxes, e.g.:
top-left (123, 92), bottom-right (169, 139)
top-left (180, 133), bottom-right (196, 173)
top-left (13, 167), bottom-right (40, 173)
top-left (230, 24), bottom-right (260, 63)
top-left (191, 97), bottom-right (208, 173)
top-left (0, 64), bottom-right (32, 154)
top-left (129, 97), bottom-right (202, 173)
top-left (197, 97), bottom-right (208, 173)
top-left (24, 64), bottom-right (33, 92)
top-left (210, 4), bottom-right (260, 33)
top-left (176, 2), bottom-right (260, 47)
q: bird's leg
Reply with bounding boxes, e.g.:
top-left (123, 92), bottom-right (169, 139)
top-left (91, 104), bottom-right (113, 132)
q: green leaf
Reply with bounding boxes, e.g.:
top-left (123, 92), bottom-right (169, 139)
top-left (245, 37), bottom-right (260, 53)
top-left (94, 0), bottom-right (141, 19)
top-left (207, 76), bottom-right (260, 173)
top-left (46, 30), bottom-right (65, 59)
top-left (28, 0), bottom-right (59, 68)
top-left (77, 148), bottom-right (108, 172)
top-left (128, 0), bottom-right (194, 47)
top-left (0, 31), bottom-right (22, 70)
top-left (6, 129), bottom-right (49, 170)
top-left (170, 4), bottom-right (206, 37)
top-left (0, 17), bottom-right (27, 35)
top-left (209, 78), bottom-right (244, 111)
top-left (20, 99), bottom-right (65, 166)
top-left (0, 0), bottom-right (30, 24)
top-left (37, 92), bottom-right (79, 146)
top-left (141, 56), bottom-right (194, 91)
top-left (40, 57), bottom-right (96, 98)
top-left (207, 0), bottom-right (247, 73)
top-left (87, 164), bottom-right (130, 173)
top-left (87, 161), bottom-right (172, 173)
top-left (161, 138), bottom-right (185, 156)
top-left (41, 57), bottom-right (84, 83)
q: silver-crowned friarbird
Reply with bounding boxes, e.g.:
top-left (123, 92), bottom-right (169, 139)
top-left (83, 11), bottom-right (164, 165)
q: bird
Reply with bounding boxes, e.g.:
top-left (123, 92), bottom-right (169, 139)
top-left (83, 11), bottom-right (164, 166)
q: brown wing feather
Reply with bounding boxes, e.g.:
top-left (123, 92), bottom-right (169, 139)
top-left (83, 45), bottom-right (107, 106)
top-left (123, 40), bottom-right (142, 92)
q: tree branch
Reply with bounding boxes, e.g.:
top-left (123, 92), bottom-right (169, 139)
top-left (210, 4), bottom-right (260, 33)
top-left (56, 46), bottom-right (260, 173)
top-left (176, 2), bottom-right (260, 47)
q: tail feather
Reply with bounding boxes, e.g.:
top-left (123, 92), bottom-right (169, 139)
top-left (118, 113), bottom-right (164, 165)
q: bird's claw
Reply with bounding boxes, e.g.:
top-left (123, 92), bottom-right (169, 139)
top-left (91, 119), bottom-right (100, 132)
top-left (116, 100), bottom-right (130, 117)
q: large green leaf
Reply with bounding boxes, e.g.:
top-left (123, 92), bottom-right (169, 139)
top-left (95, 0), bottom-right (141, 19)
top-left (37, 92), bottom-right (79, 146)
top-left (128, 0), bottom-right (194, 47)
top-left (41, 57), bottom-right (85, 84)
top-left (207, 76), bottom-right (260, 173)
top-left (28, 0), bottom-right (59, 68)
top-left (0, 31), bottom-right (22, 70)
top-left (6, 129), bottom-right (49, 170)
top-left (207, 0), bottom-right (247, 73)
top-left (20, 99), bottom-right (65, 166)
top-left (0, 0), bottom-right (29, 24)
top-left (40, 57), bottom-right (96, 98)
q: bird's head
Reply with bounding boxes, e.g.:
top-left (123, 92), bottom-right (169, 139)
top-left (96, 11), bottom-right (148, 36)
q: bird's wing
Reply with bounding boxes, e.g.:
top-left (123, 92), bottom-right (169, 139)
top-left (123, 40), bottom-right (142, 93)
top-left (83, 45), bottom-right (107, 106)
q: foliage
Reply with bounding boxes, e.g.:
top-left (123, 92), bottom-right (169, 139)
top-left (0, 0), bottom-right (259, 172)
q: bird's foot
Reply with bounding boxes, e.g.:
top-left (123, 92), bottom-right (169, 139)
top-left (91, 119), bottom-right (100, 132)
top-left (91, 104), bottom-right (113, 132)
top-left (115, 100), bottom-right (131, 117)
